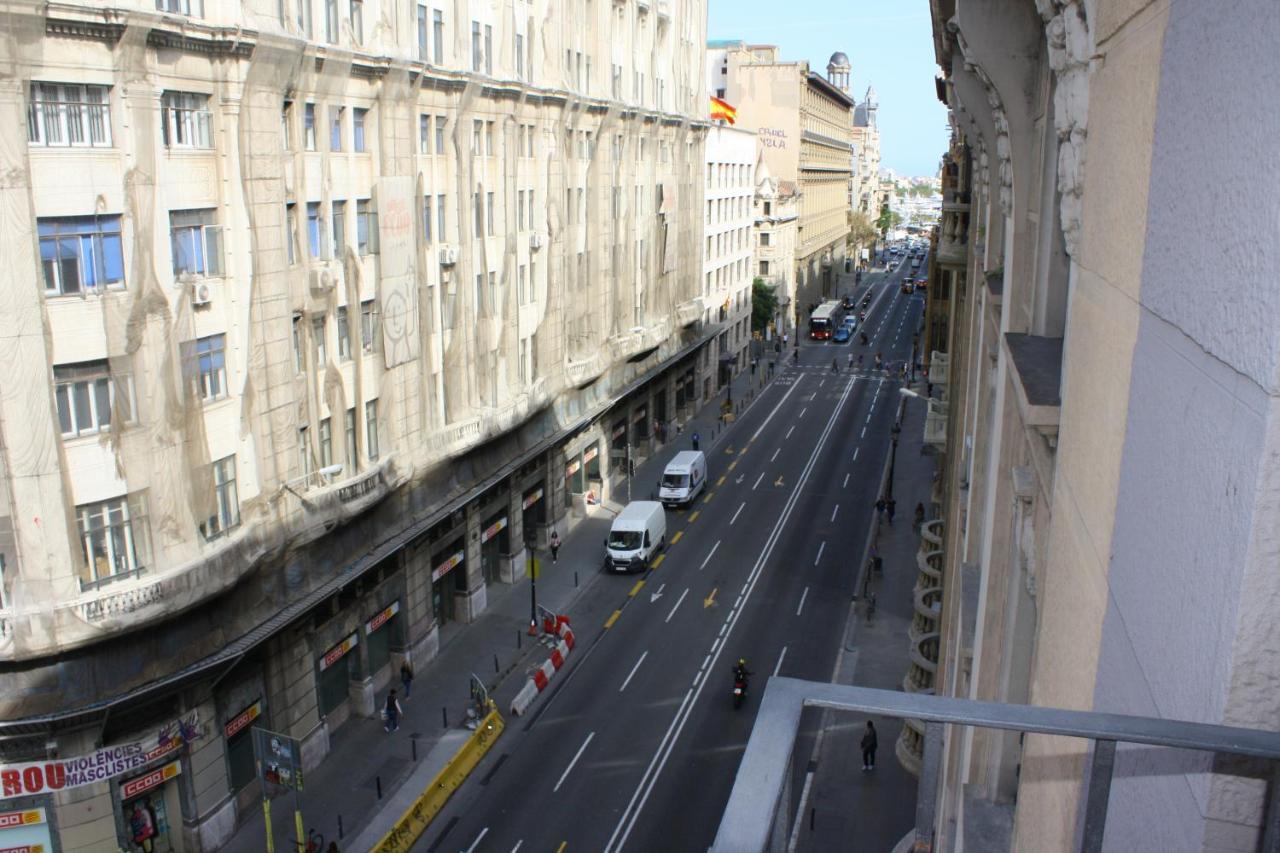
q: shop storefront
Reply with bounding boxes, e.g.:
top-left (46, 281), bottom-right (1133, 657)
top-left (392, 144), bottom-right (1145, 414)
top-left (520, 485), bottom-right (545, 545)
top-left (223, 699), bottom-right (263, 794)
top-left (0, 807), bottom-right (54, 853)
top-left (364, 600), bottom-right (402, 677)
top-left (119, 760), bottom-right (185, 853)
top-left (479, 512), bottom-right (508, 583)
top-left (316, 632), bottom-right (359, 718)
top-left (564, 441), bottom-right (602, 508)
top-left (633, 404), bottom-right (649, 441)
top-left (431, 543), bottom-right (464, 625)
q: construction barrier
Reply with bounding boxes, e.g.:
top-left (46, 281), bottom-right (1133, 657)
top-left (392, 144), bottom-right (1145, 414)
top-left (369, 703), bottom-right (505, 853)
top-left (510, 618), bottom-right (575, 716)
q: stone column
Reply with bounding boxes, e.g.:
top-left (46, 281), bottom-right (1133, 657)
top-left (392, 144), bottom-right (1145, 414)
top-left (504, 485), bottom-right (527, 583)
top-left (453, 500), bottom-right (487, 622)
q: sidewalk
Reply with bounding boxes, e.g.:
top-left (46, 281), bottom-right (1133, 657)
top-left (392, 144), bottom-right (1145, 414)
top-left (220, 358), bottom-right (778, 852)
top-left (798, 379), bottom-right (934, 852)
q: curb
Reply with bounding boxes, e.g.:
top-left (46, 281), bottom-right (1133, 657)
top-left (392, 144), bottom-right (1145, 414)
top-left (510, 618), bottom-right (576, 716)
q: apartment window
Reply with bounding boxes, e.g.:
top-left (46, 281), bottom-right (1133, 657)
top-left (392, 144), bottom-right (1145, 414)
top-left (319, 417), bottom-right (333, 468)
top-left (485, 25), bottom-right (493, 75)
top-left (486, 192), bottom-right (495, 236)
top-left (435, 116), bottom-right (446, 154)
top-left (433, 9), bottom-right (444, 63)
top-left (169, 208), bottom-right (224, 279)
top-left (39, 215), bottom-right (124, 295)
top-left (182, 333), bottom-right (227, 401)
top-left (350, 0), bottom-right (364, 44)
top-left (336, 306), bottom-right (351, 360)
top-left (292, 314), bottom-right (304, 373)
top-left (421, 195), bottom-right (433, 241)
top-left (285, 203), bottom-right (298, 265)
top-left (419, 114), bottom-right (429, 153)
top-left (295, 0), bottom-right (312, 36)
top-left (162, 91), bottom-right (212, 149)
top-left (474, 273), bottom-right (484, 314)
top-left (324, 0), bottom-right (338, 43)
top-left (417, 4), bottom-right (429, 60)
top-left (471, 21), bottom-right (482, 72)
top-left (329, 106), bottom-right (344, 151)
top-left (526, 189), bottom-right (535, 230)
top-left (488, 271), bottom-right (497, 311)
top-left (156, 0), bottom-right (202, 13)
top-left (518, 263), bottom-right (527, 304)
top-left (360, 300), bottom-right (377, 353)
top-left (612, 64), bottom-right (622, 99)
top-left (760, 231), bottom-right (770, 247)
top-left (345, 407), bottom-right (358, 472)
top-left (77, 495), bottom-right (144, 587)
top-left (298, 425), bottom-right (311, 479)
top-left (305, 202), bottom-right (323, 259)
top-left (485, 121), bottom-right (494, 156)
top-left (516, 33), bottom-right (525, 79)
top-left (760, 260), bottom-right (770, 276)
top-left (27, 82), bottom-right (111, 147)
top-left (331, 200), bottom-right (346, 257)
top-left (356, 199), bottom-right (376, 254)
top-left (312, 316), bottom-right (327, 366)
top-left (304, 102), bottom-right (316, 150)
top-left (525, 124), bottom-right (534, 157)
top-left (353, 108), bottom-right (368, 152)
top-left (471, 119), bottom-right (483, 154)
top-left (763, 201), bottom-right (772, 216)
top-left (281, 100), bottom-right (292, 149)
top-left (436, 193), bottom-right (447, 238)
top-left (365, 400), bottom-right (380, 460)
top-left (54, 360), bottom-right (133, 438)
top-left (201, 455), bottom-right (240, 540)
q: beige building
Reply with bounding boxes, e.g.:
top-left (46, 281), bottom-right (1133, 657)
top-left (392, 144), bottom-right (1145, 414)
top-left (707, 42), bottom-right (854, 314)
top-left (753, 160), bottom-right (799, 339)
top-left (916, 1), bottom-right (1280, 851)
top-left (703, 124), bottom-right (758, 377)
top-left (0, 0), bottom-right (711, 849)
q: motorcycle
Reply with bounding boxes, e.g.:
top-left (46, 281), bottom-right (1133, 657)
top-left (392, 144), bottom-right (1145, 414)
top-left (860, 332), bottom-right (868, 346)
top-left (732, 671), bottom-right (749, 709)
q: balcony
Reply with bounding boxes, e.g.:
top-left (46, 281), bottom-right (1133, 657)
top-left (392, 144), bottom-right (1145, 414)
top-left (1004, 333), bottom-right (1063, 443)
top-left (927, 351), bottom-right (949, 387)
top-left (923, 398), bottom-right (948, 449)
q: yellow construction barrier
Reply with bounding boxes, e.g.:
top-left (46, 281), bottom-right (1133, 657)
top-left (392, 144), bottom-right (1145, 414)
top-left (370, 704), bottom-right (505, 853)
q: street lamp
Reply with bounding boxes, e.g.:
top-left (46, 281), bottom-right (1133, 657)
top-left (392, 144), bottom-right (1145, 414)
top-left (887, 421), bottom-right (902, 501)
top-left (526, 531), bottom-right (538, 635)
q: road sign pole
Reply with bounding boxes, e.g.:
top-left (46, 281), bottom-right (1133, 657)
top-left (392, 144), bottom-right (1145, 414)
top-left (293, 787), bottom-right (305, 853)
top-left (262, 798), bottom-right (275, 853)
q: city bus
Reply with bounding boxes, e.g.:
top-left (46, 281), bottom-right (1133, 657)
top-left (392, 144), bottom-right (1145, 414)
top-left (809, 301), bottom-right (842, 340)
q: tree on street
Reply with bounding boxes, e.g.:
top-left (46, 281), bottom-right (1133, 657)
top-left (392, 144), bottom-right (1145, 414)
top-left (751, 277), bottom-right (778, 332)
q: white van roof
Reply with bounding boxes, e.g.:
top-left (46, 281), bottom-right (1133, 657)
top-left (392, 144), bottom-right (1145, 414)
top-left (616, 501), bottom-right (663, 525)
top-left (665, 451), bottom-right (704, 471)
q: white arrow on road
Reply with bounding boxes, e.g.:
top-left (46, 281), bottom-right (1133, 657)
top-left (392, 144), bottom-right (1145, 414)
top-left (735, 474), bottom-right (744, 484)
top-left (650, 583), bottom-right (666, 603)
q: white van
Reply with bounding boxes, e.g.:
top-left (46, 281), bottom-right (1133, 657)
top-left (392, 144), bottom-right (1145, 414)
top-left (659, 451), bottom-right (707, 507)
top-left (604, 501), bottom-right (667, 573)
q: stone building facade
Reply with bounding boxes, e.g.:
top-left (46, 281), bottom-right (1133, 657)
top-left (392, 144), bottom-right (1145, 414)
top-left (752, 162), bottom-right (799, 340)
top-left (702, 124), bottom-right (758, 376)
top-left (0, 0), bottom-right (711, 849)
top-left (920, 1), bottom-right (1280, 851)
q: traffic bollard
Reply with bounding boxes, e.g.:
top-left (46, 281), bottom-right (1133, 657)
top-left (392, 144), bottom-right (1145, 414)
top-left (337, 815), bottom-right (344, 839)
top-left (442, 707), bottom-right (448, 728)
top-left (494, 654), bottom-right (500, 674)
top-left (412, 738), bottom-right (417, 761)
top-left (376, 776), bottom-right (382, 799)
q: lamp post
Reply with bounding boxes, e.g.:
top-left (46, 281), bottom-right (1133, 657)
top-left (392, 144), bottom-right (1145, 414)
top-left (526, 531), bottom-right (538, 635)
top-left (887, 421), bottom-right (902, 501)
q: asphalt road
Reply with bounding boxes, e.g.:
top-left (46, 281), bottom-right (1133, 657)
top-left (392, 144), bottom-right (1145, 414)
top-left (416, 259), bottom-right (924, 853)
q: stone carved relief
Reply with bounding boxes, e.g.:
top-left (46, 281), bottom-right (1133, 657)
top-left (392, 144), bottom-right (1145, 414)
top-left (1037, 0), bottom-right (1093, 257)
top-left (950, 22), bottom-right (1015, 218)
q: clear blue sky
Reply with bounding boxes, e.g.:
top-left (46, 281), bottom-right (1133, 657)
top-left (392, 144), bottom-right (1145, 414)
top-left (707, 0), bottom-right (948, 178)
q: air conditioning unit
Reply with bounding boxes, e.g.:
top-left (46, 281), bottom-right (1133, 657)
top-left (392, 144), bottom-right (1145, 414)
top-left (192, 282), bottom-right (212, 307)
top-left (529, 233), bottom-right (544, 250)
top-left (439, 245), bottom-right (459, 266)
top-left (308, 266), bottom-right (336, 293)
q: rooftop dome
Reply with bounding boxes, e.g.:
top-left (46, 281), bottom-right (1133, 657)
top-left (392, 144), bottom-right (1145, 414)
top-left (828, 51), bottom-right (851, 68)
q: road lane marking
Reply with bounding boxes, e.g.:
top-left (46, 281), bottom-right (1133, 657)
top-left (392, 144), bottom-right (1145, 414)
top-left (774, 646), bottom-right (788, 677)
top-left (649, 584), bottom-right (665, 603)
top-left (730, 502), bottom-right (746, 525)
top-left (554, 732), bottom-right (595, 792)
top-left (853, 447), bottom-right (860, 461)
top-left (651, 554), bottom-right (666, 569)
top-left (665, 588), bottom-right (689, 622)
top-left (510, 843), bottom-right (523, 853)
top-left (604, 609), bottom-right (621, 628)
top-left (727, 460), bottom-right (738, 472)
top-left (775, 475), bottom-right (785, 487)
top-left (861, 426), bottom-right (867, 438)
top-left (619, 652), bottom-right (648, 692)
top-left (716, 475), bottom-right (726, 486)
top-left (556, 843), bottom-right (567, 853)
top-left (670, 531), bottom-right (683, 544)
top-left (815, 542), bottom-right (825, 566)
top-left (699, 541), bottom-right (719, 570)
top-left (753, 472), bottom-right (765, 490)
top-left (701, 655), bottom-right (711, 671)
top-left (629, 581), bottom-right (645, 597)
top-left (703, 492), bottom-right (714, 504)
top-left (771, 448), bottom-right (781, 462)
top-left (796, 586), bottom-right (810, 616)
top-left (704, 587), bottom-right (718, 608)
top-left (718, 622), bottom-right (728, 637)
top-left (464, 828), bottom-right (489, 853)
top-left (799, 407), bottom-right (807, 419)
top-left (605, 359), bottom-right (860, 853)
top-left (749, 375), bottom-right (805, 443)
top-left (830, 505), bottom-right (839, 522)
top-left (843, 473), bottom-right (850, 488)
top-left (785, 425), bottom-right (795, 440)
top-left (689, 510), bottom-right (701, 522)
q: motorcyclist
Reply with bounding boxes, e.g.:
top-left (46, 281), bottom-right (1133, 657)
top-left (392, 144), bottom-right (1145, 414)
top-left (874, 352), bottom-right (883, 370)
top-left (733, 659), bottom-right (752, 683)
top-left (831, 358), bottom-right (838, 373)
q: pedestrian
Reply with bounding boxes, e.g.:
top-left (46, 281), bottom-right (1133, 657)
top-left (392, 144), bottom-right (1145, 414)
top-left (875, 497), bottom-right (886, 521)
top-left (327, 843), bottom-right (341, 853)
top-left (887, 498), bottom-right (896, 524)
top-left (691, 431), bottom-right (700, 451)
top-left (384, 689), bottom-right (402, 733)
top-left (549, 529), bottom-right (561, 563)
top-left (861, 720), bottom-right (878, 770)
top-left (399, 659), bottom-right (414, 698)
top-left (914, 502), bottom-right (926, 529)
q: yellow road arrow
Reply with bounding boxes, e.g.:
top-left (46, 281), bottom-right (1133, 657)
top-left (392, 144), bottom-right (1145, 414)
top-left (724, 446), bottom-right (735, 455)
top-left (775, 475), bottom-right (785, 487)
top-left (704, 587), bottom-right (718, 609)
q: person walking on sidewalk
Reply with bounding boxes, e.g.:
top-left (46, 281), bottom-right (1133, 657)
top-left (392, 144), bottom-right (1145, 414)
top-left (875, 497), bottom-right (886, 522)
top-left (861, 721), bottom-right (878, 770)
top-left (914, 502), bottom-right (926, 529)
top-left (549, 529), bottom-right (561, 563)
top-left (400, 660), bottom-right (414, 698)
top-left (692, 431), bottom-right (700, 451)
top-left (384, 689), bottom-right (402, 733)
top-left (887, 498), bottom-right (896, 525)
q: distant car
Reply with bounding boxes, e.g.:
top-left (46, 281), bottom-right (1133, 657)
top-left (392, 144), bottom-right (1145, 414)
top-left (901, 281), bottom-right (915, 294)
top-left (832, 325), bottom-right (852, 343)
top-left (842, 296), bottom-right (855, 310)
top-left (842, 316), bottom-right (857, 332)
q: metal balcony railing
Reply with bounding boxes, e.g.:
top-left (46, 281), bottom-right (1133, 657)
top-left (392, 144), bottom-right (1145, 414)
top-left (710, 679), bottom-right (1280, 853)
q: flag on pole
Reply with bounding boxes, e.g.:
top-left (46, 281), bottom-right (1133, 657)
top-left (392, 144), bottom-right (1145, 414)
top-left (710, 95), bottom-right (737, 125)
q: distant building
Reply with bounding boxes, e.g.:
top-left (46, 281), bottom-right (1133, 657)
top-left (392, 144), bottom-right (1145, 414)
top-left (753, 160), bottom-right (800, 338)
top-left (703, 125), bottom-right (759, 377)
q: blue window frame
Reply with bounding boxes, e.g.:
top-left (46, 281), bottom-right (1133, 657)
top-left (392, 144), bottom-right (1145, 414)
top-left (38, 215), bottom-right (124, 295)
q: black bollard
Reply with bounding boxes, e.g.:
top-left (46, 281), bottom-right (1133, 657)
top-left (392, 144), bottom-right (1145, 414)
top-left (412, 738), bottom-right (417, 761)
top-left (574, 571), bottom-right (579, 587)
top-left (494, 654), bottom-right (499, 674)
top-left (442, 706), bottom-right (448, 728)
top-left (376, 775), bottom-right (382, 799)
top-left (338, 815), bottom-right (344, 839)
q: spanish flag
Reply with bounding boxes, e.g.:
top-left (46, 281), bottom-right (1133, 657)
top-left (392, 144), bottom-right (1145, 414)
top-left (710, 95), bottom-right (737, 125)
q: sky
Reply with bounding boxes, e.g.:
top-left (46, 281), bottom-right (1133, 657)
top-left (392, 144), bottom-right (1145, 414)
top-left (706, 0), bottom-right (949, 178)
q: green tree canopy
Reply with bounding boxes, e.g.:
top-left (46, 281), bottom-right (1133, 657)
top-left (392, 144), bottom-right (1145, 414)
top-left (751, 278), bottom-right (778, 332)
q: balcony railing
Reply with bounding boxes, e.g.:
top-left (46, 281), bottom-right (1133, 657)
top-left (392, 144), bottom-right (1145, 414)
top-left (710, 679), bottom-right (1280, 853)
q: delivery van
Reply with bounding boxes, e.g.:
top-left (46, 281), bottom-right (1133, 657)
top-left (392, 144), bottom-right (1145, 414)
top-left (659, 451), bottom-right (707, 507)
top-left (604, 501), bottom-right (667, 573)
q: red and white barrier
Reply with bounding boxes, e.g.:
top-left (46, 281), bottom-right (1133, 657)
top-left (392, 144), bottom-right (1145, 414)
top-left (510, 617), bottom-right (575, 716)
